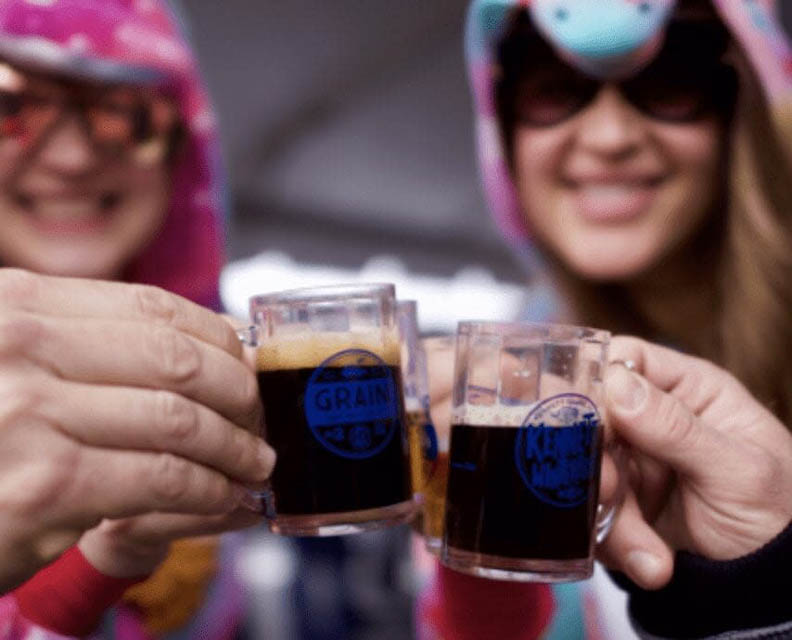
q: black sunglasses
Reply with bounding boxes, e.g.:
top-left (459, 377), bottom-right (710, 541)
top-left (498, 15), bottom-right (737, 128)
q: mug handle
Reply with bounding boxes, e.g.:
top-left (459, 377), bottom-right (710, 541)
top-left (237, 325), bottom-right (260, 348)
top-left (595, 438), bottom-right (628, 543)
top-left (235, 324), bottom-right (276, 517)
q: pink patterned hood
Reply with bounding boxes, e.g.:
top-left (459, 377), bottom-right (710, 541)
top-left (0, 0), bottom-right (226, 309)
top-left (465, 0), bottom-right (792, 247)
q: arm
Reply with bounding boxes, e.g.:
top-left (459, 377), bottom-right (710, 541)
top-left (616, 519), bottom-right (792, 639)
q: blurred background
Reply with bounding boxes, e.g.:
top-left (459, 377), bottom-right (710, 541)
top-left (180, 0), bottom-right (542, 333)
top-left (176, 2), bottom-right (792, 638)
top-left (175, 3), bottom-right (537, 638)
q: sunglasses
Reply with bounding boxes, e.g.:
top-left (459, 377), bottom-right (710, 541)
top-left (0, 61), bottom-right (180, 158)
top-left (499, 18), bottom-right (737, 128)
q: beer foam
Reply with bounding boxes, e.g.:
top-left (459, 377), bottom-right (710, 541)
top-left (256, 331), bottom-right (401, 371)
top-left (452, 403), bottom-right (537, 428)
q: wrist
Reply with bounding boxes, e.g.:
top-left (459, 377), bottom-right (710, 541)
top-left (79, 521), bottom-right (168, 578)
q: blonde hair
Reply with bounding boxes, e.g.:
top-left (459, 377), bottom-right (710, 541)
top-left (719, 50), bottom-right (792, 422)
top-left (555, 40), bottom-right (792, 425)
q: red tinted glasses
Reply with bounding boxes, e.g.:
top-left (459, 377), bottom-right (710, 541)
top-left (0, 61), bottom-right (180, 157)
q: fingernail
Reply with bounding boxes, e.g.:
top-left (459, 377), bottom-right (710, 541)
top-left (607, 364), bottom-right (647, 412)
top-left (257, 441), bottom-right (276, 478)
top-left (626, 551), bottom-right (662, 586)
top-left (234, 486), bottom-right (263, 513)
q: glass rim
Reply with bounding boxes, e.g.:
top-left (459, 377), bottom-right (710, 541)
top-left (249, 283), bottom-right (396, 307)
top-left (456, 320), bottom-right (610, 344)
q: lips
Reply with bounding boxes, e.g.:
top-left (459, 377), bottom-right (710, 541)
top-left (563, 175), bottom-right (664, 223)
top-left (13, 190), bottom-right (122, 234)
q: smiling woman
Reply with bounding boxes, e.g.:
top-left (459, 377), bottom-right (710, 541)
top-left (0, 0), bottom-right (225, 309)
top-left (485, 0), bottom-right (792, 388)
top-left (0, 60), bottom-right (180, 280)
top-left (498, 12), bottom-right (734, 281)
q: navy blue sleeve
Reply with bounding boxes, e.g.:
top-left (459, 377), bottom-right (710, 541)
top-left (611, 518), bottom-right (792, 639)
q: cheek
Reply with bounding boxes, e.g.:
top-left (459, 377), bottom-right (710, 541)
top-left (61, 166), bottom-right (170, 276)
top-left (118, 167), bottom-right (171, 239)
top-left (512, 128), bottom-right (569, 224)
top-left (655, 123), bottom-right (723, 212)
top-left (513, 129), bottom-right (566, 186)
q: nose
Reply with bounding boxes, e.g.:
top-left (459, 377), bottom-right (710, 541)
top-left (574, 85), bottom-right (647, 159)
top-left (34, 113), bottom-right (99, 175)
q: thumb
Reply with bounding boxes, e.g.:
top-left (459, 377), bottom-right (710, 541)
top-left (598, 490), bottom-right (674, 590)
top-left (605, 363), bottom-right (726, 480)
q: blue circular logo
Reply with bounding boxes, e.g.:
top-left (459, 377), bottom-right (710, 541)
top-left (304, 349), bottom-right (400, 460)
top-left (514, 393), bottom-right (600, 508)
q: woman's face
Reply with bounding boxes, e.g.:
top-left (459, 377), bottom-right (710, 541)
top-left (512, 77), bottom-right (726, 282)
top-left (0, 70), bottom-right (173, 280)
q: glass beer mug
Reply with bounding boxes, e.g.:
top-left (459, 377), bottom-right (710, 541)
top-left (239, 284), bottom-right (415, 536)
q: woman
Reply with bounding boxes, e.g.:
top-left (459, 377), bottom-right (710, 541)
top-left (419, 0), bottom-right (792, 638)
top-left (0, 0), bottom-right (273, 637)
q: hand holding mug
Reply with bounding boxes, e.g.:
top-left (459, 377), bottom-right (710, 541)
top-left (598, 337), bottom-right (792, 590)
top-left (0, 270), bottom-right (275, 590)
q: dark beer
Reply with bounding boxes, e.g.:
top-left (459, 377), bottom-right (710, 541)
top-left (444, 424), bottom-right (600, 560)
top-left (257, 337), bottom-right (412, 521)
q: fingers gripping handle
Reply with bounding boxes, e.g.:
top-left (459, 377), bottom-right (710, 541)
top-left (236, 324), bottom-right (274, 516)
top-left (596, 439), bottom-right (628, 544)
top-left (595, 358), bottom-right (635, 542)
top-left (237, 325), bottom-right (259, 347)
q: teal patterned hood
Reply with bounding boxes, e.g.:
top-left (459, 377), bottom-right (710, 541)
top-left (465, 0), bottom-right (792, 247)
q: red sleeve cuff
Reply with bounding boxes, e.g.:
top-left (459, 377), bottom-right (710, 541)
top-left (428, 564), bottom-right (556, 640)
top-left (14, 546), bottom-right (149, 636)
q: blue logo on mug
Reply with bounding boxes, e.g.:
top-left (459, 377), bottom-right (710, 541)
top-left (423, 422), bottom-right (439, 463)
top-left (304, 349), bottom-right (400, 460)
top-left (515, 393), bottom-right (600, 508)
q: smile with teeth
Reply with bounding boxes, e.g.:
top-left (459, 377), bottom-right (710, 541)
top-left (567, 179), bottom-right (663, 222)
top-left (13, 191), bottom-right (123, 232)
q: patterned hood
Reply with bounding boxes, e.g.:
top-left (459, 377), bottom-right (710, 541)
top-left (465, 0), bottom-right (792, 250)
top-left (0, 0), bottom-right (226, 309)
